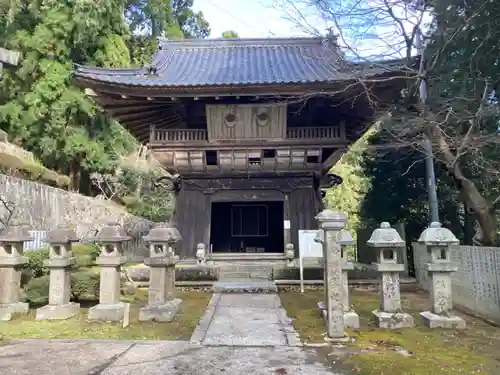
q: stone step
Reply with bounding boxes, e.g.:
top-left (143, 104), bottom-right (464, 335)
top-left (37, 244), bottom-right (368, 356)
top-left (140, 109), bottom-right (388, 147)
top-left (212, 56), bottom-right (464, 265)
top-left (219, 270), bottom-right (271, 279)
top-left (212, 279), bottom-right (278, 293)
top-left (219, 271), bottom-right (252, 278)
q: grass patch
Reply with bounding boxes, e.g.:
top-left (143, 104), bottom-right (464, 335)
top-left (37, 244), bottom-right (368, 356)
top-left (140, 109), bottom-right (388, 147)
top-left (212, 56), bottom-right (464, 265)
top-left (0, 289), bottom-right (211, 341)
top-left (280, 288), bottom-right (500, 375)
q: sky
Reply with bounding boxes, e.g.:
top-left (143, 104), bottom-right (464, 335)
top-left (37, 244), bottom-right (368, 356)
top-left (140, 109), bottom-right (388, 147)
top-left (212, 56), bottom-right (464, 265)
top-left (191, 0), bottom-right (319, 38)
top-left (191, 0), bottom-right (429, 60)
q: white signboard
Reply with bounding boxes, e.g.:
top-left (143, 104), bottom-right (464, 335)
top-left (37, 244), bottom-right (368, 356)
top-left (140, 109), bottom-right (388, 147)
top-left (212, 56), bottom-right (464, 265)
top-left (298, 230), bottom-right (323, 293)
top-left (284, 220), bottom-right (291, 230)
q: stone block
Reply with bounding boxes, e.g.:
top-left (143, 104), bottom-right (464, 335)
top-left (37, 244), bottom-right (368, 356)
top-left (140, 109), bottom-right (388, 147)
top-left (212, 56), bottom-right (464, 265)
top-left (0, 308), bottom-right (12, 321)
top-left (373, 263), bottom-right (405, 273)
top-left (88, 303), bottom-right (125, 322)
top-left (343, 310), bottom-right (360, 329)
top-left (420, 311), bottom-right (466, 329)
top-left (372, 310), bottom-right (414, 329)
top-left (317, 301), bottom-right (360, 329)
top-left (35, 302), bottom-right (80, 320)
top-left (139, 298), bottom-right (182, 322)
top-left (0, 301), bottom-right (29, 314)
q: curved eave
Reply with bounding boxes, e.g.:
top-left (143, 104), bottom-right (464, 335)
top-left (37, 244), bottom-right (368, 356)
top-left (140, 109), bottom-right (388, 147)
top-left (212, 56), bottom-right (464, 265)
top-left (88, 94), bottom-right (183, 143)
top-left (73, 69), bottom-right (410, 98)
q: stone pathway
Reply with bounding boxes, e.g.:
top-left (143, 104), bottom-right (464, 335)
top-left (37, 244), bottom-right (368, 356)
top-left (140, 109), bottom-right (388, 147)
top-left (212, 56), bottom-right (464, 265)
top-left (191, 293), bottom-right (300, 346)
top-left (0, 293), bottom-right (345, 374)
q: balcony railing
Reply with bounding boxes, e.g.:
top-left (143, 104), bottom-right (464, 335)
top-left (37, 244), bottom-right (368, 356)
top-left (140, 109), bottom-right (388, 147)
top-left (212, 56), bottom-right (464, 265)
top-left (154, 129), bottom-right (208, 142)
top-left (286, 126), bottom-right (342, 140)
top-left (152, 126), bottom-right (344, 144)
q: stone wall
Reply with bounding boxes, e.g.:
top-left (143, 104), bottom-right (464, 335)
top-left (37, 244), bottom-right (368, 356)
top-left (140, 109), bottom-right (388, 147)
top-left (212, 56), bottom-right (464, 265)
top-left (413, 242), bottom-right (500, 323)
top-left (0, 173), bottom-right (154, 259)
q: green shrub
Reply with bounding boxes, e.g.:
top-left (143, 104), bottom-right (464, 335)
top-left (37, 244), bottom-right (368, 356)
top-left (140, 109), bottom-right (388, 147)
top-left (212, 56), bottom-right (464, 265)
top-left (24, 275), bottom-right (50, 305)
top-left (176, 266), bottom-right (219, 281)
top-left (72, 243), bottom-right (100, 267)
top-left (24, 248), bottom-right (50, 279)
top-left (71, 270), bottom-right (100, 301)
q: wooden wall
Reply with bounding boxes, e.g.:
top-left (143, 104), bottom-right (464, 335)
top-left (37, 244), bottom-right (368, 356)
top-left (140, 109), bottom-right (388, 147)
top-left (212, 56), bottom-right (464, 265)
top-left (174, 189), bottom-right (211, 259)
top-left (206, 104), bottom-right (286, 141)
top-left (289, 188), bottom-right (319, 253)
top-left (174, 175), bottom-right (319, 259)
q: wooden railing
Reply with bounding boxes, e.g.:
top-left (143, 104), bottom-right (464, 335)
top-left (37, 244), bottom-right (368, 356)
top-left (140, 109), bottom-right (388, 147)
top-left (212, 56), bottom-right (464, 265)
top-left (154, 129), bottom-right (208, 142)
top-left (286, 126), bottom-right (343, 140)
top-left (152, 126), bottom-right (344, 144)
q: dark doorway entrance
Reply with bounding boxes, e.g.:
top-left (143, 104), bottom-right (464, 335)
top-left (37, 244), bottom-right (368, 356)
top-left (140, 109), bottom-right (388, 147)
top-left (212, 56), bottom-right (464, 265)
top-left (210, 201), bottom-right (284, 253)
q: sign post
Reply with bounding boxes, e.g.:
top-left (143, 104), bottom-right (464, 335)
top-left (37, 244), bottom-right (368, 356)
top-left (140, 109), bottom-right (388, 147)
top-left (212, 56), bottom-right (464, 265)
top-left (298, 229), bottom-right (323, 294)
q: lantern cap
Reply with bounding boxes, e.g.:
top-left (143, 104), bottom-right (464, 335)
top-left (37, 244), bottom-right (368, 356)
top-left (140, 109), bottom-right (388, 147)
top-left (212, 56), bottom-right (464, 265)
top-left (0, 223), bottom-right (32, 243)
top-left (46, 226), bottom-right (79, 244)
top-left (367, 222), bottom-right (404, 247)
top-left (418, 222), bottom-right (459, 245)
top-left (339, 229), bottom-right (355, 246)
top-left (315, 209), bottom-right (347, 223)
top-left (92, 222), bottom-right (131, 243)
top-left (143, 222), bottom-right (181, 243)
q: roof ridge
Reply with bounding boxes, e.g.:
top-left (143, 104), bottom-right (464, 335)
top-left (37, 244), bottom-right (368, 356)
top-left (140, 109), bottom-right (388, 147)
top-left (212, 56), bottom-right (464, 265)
top-left (158, 37), bottom-right (324, 49)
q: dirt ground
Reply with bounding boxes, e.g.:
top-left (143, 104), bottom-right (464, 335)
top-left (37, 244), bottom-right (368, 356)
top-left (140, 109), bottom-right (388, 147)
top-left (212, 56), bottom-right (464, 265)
top-left (280, 286), bottom-right (500, 375)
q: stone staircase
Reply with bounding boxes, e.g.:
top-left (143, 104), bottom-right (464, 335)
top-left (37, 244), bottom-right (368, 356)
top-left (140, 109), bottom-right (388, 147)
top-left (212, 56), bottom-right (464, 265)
top-left (211, 254), bottom-right (285, 293)
top-left (218, 263), bottom-right (275, 280)
top-left (212, 279), bottom-right (278, 293)
top-left (213, 253), bottom-right (286, 281)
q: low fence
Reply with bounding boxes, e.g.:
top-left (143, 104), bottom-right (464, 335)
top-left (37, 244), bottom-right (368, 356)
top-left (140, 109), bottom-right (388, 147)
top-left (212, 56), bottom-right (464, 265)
top-left (413, 243), bottom-right (500, 323)
top-left (23, 229), bottom-right (149, 260)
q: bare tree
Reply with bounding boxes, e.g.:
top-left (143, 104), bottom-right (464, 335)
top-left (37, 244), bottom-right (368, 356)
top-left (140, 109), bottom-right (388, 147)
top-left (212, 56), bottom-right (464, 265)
top-left (90, 172), bottom-right (125, 200)
top-left (275, 0), bottom-right (500, 244)
top-left (0, 194), bottom-right (14, 229)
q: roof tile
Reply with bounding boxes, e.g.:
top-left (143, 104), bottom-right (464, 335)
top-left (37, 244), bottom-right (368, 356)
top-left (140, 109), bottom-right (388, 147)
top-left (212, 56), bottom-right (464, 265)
top-left (75, 38), bottom-right (357, 87)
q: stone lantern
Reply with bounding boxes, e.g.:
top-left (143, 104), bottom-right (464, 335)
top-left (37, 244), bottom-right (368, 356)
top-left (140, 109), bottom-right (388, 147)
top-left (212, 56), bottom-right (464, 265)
top-left (418, 222), bottom-right (465, 329)
top-left (139, 222), bottom-right (182, 322)
top-left (317, 228), bottom-right (359, 329)
top-left (284, 243), bottom-right (295, 267)
top-left (36, 227), bottom-right (80, 320)
top-left (196, 243), bottom-right (206, 266)
top-left (88, 222), bottom-right (130, 322)
top-left (339, 229), bottom-right (359, 329)
top-left (0, 223), bottom-right (31, 320)
top-left (368, 222), bottom-right (414, 329)
top-left (315, 209), bottom-right (348, 340)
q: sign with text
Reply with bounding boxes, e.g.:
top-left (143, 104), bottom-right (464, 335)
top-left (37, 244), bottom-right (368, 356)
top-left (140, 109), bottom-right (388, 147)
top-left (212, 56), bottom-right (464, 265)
top-left (298, 230), bottom-right (323, 293)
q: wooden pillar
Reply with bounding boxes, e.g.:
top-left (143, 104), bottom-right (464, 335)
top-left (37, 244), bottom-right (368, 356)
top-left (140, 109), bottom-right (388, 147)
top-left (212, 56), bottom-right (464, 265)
top-left (149, 124), bottom-right (156, 144)
top-left (284, 194), bottom-right (291, 247)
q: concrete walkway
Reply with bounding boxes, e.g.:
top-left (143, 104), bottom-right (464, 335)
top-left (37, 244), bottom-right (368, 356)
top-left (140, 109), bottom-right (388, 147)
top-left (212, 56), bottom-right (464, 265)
top-left (191, 293), bottom-right (301, 346)
top-left (0, 293), bottom-right (345, 374)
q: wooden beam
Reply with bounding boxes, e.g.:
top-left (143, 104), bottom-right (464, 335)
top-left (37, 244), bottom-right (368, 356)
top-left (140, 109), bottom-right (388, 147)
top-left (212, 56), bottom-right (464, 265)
top-left (74, 75), bottom-right (405, 103)
top-left (150, 140), bottom-right (348, 151)
top-left (106, 104), bottom-right (170, 115)
top-left (321, 148), bottom-right (346, 173)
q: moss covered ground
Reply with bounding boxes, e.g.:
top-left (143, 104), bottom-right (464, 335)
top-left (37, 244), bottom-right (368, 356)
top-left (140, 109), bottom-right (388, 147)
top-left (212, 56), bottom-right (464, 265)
top-left (280, 288), bottom-right (500, 375)
top-left (0, 289), bottom-right (211, 341)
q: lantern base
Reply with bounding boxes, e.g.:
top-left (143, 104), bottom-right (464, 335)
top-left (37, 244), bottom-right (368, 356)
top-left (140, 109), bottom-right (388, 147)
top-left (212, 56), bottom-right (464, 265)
top-left (139, 298), bottom-right (182, 322)
top-left (88, 302), bottom-right (126, 322)
top-left (317, 301), bottom-right (360, 329)
top-left (420, 311), bottom-right (466, 329)
top-left (372, 310), bottom-right (414, 329)
top-left (36, 302), bottom-right (80, 320)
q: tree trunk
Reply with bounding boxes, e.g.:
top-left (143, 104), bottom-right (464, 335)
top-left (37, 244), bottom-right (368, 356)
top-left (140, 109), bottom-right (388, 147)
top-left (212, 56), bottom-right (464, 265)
top-left (431, 125), bottom-right (497, 245)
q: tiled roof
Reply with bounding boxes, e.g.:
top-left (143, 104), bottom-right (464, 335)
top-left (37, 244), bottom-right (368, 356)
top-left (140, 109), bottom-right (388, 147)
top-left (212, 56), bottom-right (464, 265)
top-left (74, 38), bottom-right (396, 88)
